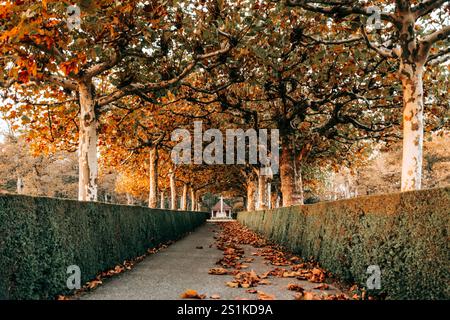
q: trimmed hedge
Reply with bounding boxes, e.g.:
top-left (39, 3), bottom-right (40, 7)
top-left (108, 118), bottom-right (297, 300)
top-left (0, 194), bottom-right (208, 300)
top-left (238, 187), bottom-right (450, 300)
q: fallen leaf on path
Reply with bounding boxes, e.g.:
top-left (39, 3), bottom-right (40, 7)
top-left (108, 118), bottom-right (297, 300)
top-left (291, 263), bottom-right (306, 271)
top-left (295, 291), bottom-right (319, 300)
top-left (246, 289), bottom-right (257, 294)
top-left (349, 284), bottom-right (358, 292)
top-left (208, 268), bottom-right (228, 275)
top-left (309, 268), bottom-right (326, 283)
top-left (287, 284), bottom-right (304, 292)
top-left (224, 247), bottom-right (236, 255)
top-left (282, 271), bottom-right (300, 278)
top-left (314, 283), bottom-right (329, 290)
top-left (257, 291), bottom-right (275, 300)
top-left (210, 294), bottom-right (221, 299)
top-left (180, 289), bottom-right (206, 299)
top-left (87, 279), bottom-right (102, 289)
top-left (196, 246), bottom-right (203, 249)
top-left (226, 281), bottom-right (239, 288)
top-left (325, 293), bottom-right (350, 300)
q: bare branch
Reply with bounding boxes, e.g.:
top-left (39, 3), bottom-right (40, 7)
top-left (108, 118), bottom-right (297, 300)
top-left (97, 41), bottom-right (231, 107)
top-left (1, 73), bottom-right (78, 91)
top-left (302, 33), bottom-right (363, 45)
top-left (421, 25), bottom-right (450, 45)
top-left (413, 0), bottom-right (450, 18)
top-left (360, 26), bottom-right (397, 58)
top-left (286, 0), bottom-right (397, 24)
top-left (426, 47), bottom-right (450, 65)
top-left (44, 75), bottom-right (78, 91)
top-left (83, 49), bottom-right (121, 80)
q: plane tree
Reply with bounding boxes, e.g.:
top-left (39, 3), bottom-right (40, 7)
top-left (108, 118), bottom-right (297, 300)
top-left (0, 0), bottom-right (234, 200)
top-left (286, 0), bottom-right (450, 190)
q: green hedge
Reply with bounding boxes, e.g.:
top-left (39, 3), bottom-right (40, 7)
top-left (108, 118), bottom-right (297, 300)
top-left (0, 194), bottom-right (208, 300)
top-left (238, 187), bottom-right (450, 300)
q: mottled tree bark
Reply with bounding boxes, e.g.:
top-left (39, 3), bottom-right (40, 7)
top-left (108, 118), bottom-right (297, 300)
top-left (280, 136), bottom-right (295, 207)
top-left (160, 190), bottom-right (165, 209)
top-left (246, 178), bottom-right (256, 211)
top-left (169, 169), bottom-right (177, 210)
top-left (257, 171), bottom-right (267, 210)
top-left (17, 177), bottom-right (24, 194)
top-left (190, 187), bottom-right (196, 211)
top-left (398, 10), bottom-right (425, 191)
top-left (181, 183), bottom-right (188, 210)
top-left (267, 182), bottom-right (272, 209)
top-left (294, 160), bottom-right (304, 205)
top-left (78, 81), bottom-right (98, 201)
top-left (196, 193), bottom-right (201, 211)
top-left (148, 147), bottom-right (158, 208)
top-left (126, 193), bottom-right (134, 205)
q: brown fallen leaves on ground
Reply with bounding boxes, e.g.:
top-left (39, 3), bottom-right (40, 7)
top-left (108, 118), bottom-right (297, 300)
top-left (208, 267), bottom-right (229, 275)
top-left (287, 283), bottom-right (305, 293)
top-left (181, 289), bottom-right (206, 299)
top-left (295, 291), bottom-right (320, 300)
top-left (314, 283), bottom-right (330, 290)
top-left (210, 221), bottom-right (351, 300)
top-left (56, 242), bottom-right (173, 300)
top-left (257, 291), bottom-right (275, 300)
top-left (226, 270), bottom-right (261, 288)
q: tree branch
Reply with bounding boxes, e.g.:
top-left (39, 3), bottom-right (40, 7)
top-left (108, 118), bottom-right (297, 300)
top-left (286, 0), bottom-right (397, 24)
top-left (82, 49), bottom-right (122, 80)
top-left (361, 25), bottom-right (397, 58)
top-left (97, 41), bottom-right (231, 107)
top-left (44, 75), bottom-right (78, 91)
top-left (426, 47), bottom-right (450, 65)
top-left (413, 0), bottom-right (450, 18)
top-left (421, 25), bottom-right (450, 45)
top-left (302, 33), bottom-right (363, 45)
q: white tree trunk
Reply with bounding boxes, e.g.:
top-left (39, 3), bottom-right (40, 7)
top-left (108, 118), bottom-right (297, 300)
top-left (196, 193), bottom-right (201, 211)
top-left (190, 187), bottom-right (196, 211)
top-left (181, 184), bottom-right (188, 210)
top-left (126, 193), bottom-right (134, 205)
top-left (400, 64), bottom-right (424, 191)
top-left (148, 147), bottom-right (158, 208)
top-left (246, 179), bottom-right (256, 211)
top-left (17, 177), bottom-right (24, 194)
top-left (160, 190), bottom-right (165, 209)
top-left (280, 136), bottom-right (295, 207)
top-left (267, 182), bottom-right (272, 209)
top-left (78, 82), bottom-right (98, 201)
top-left (294, 163), bottom-right (304, 205)
top-left (169, 170), bottom-right (177, 210)
top-left (257, 171), bottom-right (266, 210)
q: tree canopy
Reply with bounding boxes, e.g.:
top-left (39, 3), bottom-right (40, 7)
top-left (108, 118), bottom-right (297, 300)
top-left (1, 0), bottom-right (448, 208)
